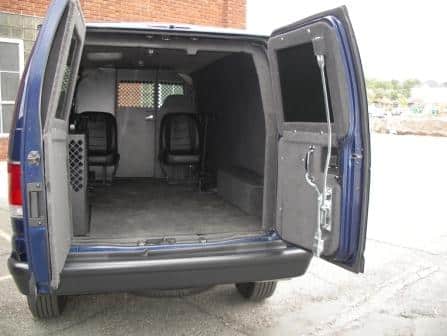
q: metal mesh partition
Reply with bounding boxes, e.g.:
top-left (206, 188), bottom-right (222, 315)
top-left (68, 134), bottom-right (90, 235)
top-left (158, 82), bottom-right (184, 108)
top-left (69, 137), bottom-right (84, 192)
top-left (117, 81), bottom-right (155, 108)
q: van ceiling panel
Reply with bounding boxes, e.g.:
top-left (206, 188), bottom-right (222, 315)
top-left (81, 46), bottom-right (230, 73)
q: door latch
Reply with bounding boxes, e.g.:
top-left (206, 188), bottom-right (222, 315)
top-left (27, 182), bottom-right (45, 227)
top-left (304, 146), bottom-right (333, 257)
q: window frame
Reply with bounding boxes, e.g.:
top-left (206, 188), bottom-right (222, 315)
top-left (0, 37), bottom-right (24, 136)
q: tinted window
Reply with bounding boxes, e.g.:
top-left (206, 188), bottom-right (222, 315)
top-left (41, 7), bottom-right (68, 125)
top-left (277, 42), bottom-right (332, 122)
top-left (55, 34), bottom-right (79, 120)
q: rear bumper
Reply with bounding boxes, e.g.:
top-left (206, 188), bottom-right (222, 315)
top-left (8, 242), bottom-right (312, 296)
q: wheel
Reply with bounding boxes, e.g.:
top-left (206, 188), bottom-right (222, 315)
top-left (235, 281), bottom-right (277, 300)
top-left (27, 294), bottom-right (67, 319)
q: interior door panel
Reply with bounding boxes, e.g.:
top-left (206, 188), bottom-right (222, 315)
top-left (269, 6), bottom-right (370, 272)
top-left (276, 133), bottom-right (341, 256)
top-left (44, 7), bottom-right (85, 289)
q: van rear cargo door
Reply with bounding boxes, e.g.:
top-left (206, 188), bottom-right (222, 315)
top-left (268, 6), bottom-right (370, 272)
top-left (21, 0), bottom-right (85, 291)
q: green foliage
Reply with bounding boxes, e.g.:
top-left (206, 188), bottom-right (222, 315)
top-left (366, 78), bottom-right (421, 106)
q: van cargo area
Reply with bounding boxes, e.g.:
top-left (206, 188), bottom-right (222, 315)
top-left (68, 41), bottom-right (269, 244)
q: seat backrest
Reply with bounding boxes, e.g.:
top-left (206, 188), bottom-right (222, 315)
top-left (159, 95), bottom-right (195, 114)
top-left (77, 112), bottom-right (117, 155)
top-left (161, 113), bottom-right (200, 154)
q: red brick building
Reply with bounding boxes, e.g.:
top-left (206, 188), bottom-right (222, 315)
top-left (0, 0), bottom-right (246, 159)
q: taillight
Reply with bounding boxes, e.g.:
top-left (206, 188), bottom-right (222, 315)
top-left (8, 162), bottom-right (23, 217)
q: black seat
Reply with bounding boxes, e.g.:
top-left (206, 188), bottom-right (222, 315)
top-left (160, 113), bottom-right (200, 164)
top-left (77, 112), bottom-right (119, 178)
top-left (159, 95), bottom-right (200, 165)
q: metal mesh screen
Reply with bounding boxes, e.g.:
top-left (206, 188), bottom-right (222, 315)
top-left (117, 81), bottom-right (155, 108)
top-left (69, 138), bottom-right (84, 192)
top-left (158, 83), bottom-right (184, 108)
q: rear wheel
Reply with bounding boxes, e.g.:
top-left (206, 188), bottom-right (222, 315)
top-left (27, 294), bottom-right (67, 319)
top-left (235, 281), bottom-right (277, 300)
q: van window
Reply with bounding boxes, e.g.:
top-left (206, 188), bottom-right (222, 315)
top-left (157, 82), bottom-right (184, 108)
top-left (277, 42), bottom-right (332, 123)
top-left (117, 81), bottom-right (155, 108)
top-left (41, 7), bottom-right (68, 125)
top-left (55, 33), bottom-right (80, 120)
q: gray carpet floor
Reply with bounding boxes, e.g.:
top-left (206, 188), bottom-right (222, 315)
top-left (88, 179), bottom-right (262, 238)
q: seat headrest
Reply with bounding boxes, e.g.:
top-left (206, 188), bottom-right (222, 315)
top-left (160, 95), bottom-right (194, 114)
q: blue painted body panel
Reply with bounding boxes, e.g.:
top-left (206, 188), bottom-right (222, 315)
top-left (317, 16), bottom-right (365, 266)
top-left (17, 0), bottom-right (70, 293)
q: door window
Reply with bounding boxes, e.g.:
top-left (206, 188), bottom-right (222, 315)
top-left (55, 33), bottom-right (80, 120)
top-left (0, 38), bottom-right (24, 134)
top-left (277, 42), bottom-right (332, 123)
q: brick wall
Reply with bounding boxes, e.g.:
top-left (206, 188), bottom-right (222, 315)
top-left (0, 138), bottom-right (8, 161)
top-left (0, 0), bottom-right (246, 28)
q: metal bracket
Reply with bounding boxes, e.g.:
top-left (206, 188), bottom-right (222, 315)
top-left (304, 36), bottom-right (334, 258)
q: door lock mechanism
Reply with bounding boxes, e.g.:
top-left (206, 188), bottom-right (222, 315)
top-left (304, 145), bottom-right (333, 257)
top-left (27, 151), bottom-right (41, 166)
top-left (304, 37), bottom-right (334, 258)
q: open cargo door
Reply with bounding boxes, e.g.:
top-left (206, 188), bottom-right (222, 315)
top-left (21, 0), bottom-right (85, 291)
top-left (269, 6), bottom-right (370, 272)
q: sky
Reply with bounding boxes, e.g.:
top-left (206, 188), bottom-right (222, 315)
top-left (247, 0), bottom-right (447, 82)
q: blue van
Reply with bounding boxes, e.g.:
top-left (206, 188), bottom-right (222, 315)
top-left (7, 0), bottom-right (370, 318)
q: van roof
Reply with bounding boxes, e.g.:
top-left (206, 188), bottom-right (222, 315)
top-left (86, 22), bottom-right (269, 39)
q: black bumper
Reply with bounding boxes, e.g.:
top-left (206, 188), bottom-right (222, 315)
top-left (8, 242), bottom-right (312, 295)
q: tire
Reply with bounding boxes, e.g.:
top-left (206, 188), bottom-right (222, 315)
top-left (27, 294), bottom-right (67, 319)
top-left (235, 281), bottom-right (277, 300)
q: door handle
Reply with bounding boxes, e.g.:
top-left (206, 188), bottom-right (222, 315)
top-left (145, 115), bottom-right (155, 121)
top-left (304, 145), bottom-right (316, 186)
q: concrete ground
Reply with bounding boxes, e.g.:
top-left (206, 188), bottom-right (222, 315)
top-left (0, 133), bottom-right (446, 335)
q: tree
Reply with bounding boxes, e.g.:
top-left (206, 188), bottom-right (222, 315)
top-left (366, 78), bottom-right (422, 107)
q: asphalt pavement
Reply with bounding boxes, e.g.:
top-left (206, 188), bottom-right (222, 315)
top-left (0, 133), bottom-right (446, 335)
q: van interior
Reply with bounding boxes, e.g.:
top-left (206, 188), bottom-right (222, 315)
top-left (65, 31), bottom-right (329, 246)
top-left (67, 35), bottom-right (270, 245)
